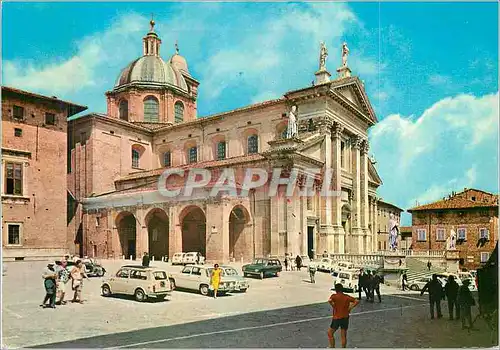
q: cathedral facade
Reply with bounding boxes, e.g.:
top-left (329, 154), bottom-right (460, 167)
top-left (67, 21), bottom-right (383, 262)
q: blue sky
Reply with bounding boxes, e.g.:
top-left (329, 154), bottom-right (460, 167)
top-left (3, 1), bottom-right (498, 225)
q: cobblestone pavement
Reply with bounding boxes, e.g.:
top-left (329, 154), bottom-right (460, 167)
top-left (2, 260), bottom-right (497, 348)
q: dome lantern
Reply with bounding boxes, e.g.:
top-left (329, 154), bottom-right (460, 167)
top-left (143, 16), bottom-right (161, 56)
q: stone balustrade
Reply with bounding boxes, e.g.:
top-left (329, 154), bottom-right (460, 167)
top-left (322, 253), bottom-right (384, 266)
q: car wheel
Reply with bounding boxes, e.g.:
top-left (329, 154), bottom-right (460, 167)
top-left (200, 284), bottom-right (210, 296)
top-left (134, 288), bottom-right (147, 302)
top-left (101, 284), bottom-right (112, 297)
top-left (240, 288), bottom-right (247, 293)
top-left (97, 269), bottom-right (105, 277)
top-left (169, 279), bottom-right (176, 290)
top-left (260, 272), bottom-right (264, 279)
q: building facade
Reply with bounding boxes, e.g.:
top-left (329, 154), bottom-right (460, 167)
top-left (408, 188), bottom-right (499, 270)
top-left (68, 21), bottom-right (386, 263)
top-left (2, 87), bottom-right (87, 260)
top-left (375, 200), bottom-right (403, 251)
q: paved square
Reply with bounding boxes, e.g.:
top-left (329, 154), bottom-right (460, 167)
top-left (2, 260), bottom-right (497, 348)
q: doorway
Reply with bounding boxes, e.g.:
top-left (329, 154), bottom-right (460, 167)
top-left (128, 240), bottom-right (136, 260)
top-left (307, 226), bottom-right (314, 259)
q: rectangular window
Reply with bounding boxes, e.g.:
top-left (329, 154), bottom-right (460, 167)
top-left (13, 105), bottom-right (24, 120)
top-left (248, 135), bottom-right (258, 154)
top-left (163, 151), bottom-right (171, 167)
top-left (479, 228), bottom-right (489, 240)
top-left (5, 162), bottom-right (23, 195)
top-left (132, 150), bottom-right (140, 168)
top-left (7, 224), bottom-right (21, 245)
top-left (436, 228), bottom-right (445, 241)
top-left (45, 113), bottom-right (56, 125)
top-left (14, 128), bottom-right (22, 137)
top-left (340, 141), bottom-right (345, 168)
top-left (417, 229), bottom-right (426, 241)
top-left (457, 228), bottom-right (467, 240)
top-left (217, 141), bottom-right (226, 160)
top-left (480, 252), bottom-right (490, 263)
top-left (188, 147), bottom-right (197, 164)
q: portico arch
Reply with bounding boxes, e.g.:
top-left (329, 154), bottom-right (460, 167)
top-left (229, 205), bottom-right (251, 261)
top-left (116, 211), bottom-right (137, 259)
top-left (180, 205), bottom-right (206, 255)
top-left (145, 208), bottom-right (169, 260)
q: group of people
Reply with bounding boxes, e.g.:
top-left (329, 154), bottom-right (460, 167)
top-left (420, 274), bottom-right (476, 329)
top-left (41, 254), bottom-right (88, 309)
top-left (357, 269), bottom-right (383, 303)
top-left (283, 255), bottom-right (303, 271)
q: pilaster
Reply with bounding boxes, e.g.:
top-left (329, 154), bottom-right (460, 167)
top-left (350, 135), bottom-right (363, 254)
top-left (168, 206), bottom-right (182, 258)
top-left (373, 199), bottom-right (379, 252)
top-left (331, 122), bottom-right (346, 253)
top-left (360, 140), bottom-right (370, 251)
top-left (135, 207), bottom-right (148, 259)
top-left (270, 193), bottom-right (280, 256)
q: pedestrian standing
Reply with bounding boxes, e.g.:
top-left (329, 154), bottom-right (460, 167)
top-left (401, 272), bottom-right (408, 291)
top-left (70, 260), bottom-right (87, 303)
top-left (372, 273), bottom-right (382, 303)
top-left (210, 264), bottom-right (222, 299)
top-left (420, 274), bottom-right (444, 319)
top-left (295, 255), bottom-right (302, 271)
top-left (309, 262), bottom-right (317, 283)
top-left (327, 283), bottom-right (359, 348)
top-left (458, 279), bottom-right (475, 330)
top-left (444, 275), bottom-right (460, 320)
top-left (284, 256), bottom-right (289, 271)
top-left (142, 252), bottom-right (150, 267)
top-left (41, 262), bottom-right (57, 309)
top-left (427, 261), bottom-right (432, 271)
top-left (55, 260), bottom-right (70, 305)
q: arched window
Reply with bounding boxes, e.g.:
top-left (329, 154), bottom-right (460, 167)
top-left (119, 100), bottom-right (128, 121)
top-left (217, 141), bottom-right (226, 160)
top-left (163, 151), bottom-right (171, 167)
top-left (144, 96), bottom-right (159, 123)
top-left (174, 101), bottom-right (184, 123)
top-left (132, 149), bottom-right (140, 168)
top-left (188, 146), bottom-right (197, 164)
top-left (247, 135), bottom-right (258, 154)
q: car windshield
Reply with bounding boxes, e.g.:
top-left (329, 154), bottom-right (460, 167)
top-left (252, 259), bottom-right (265, 264)
top-left (153, 271), bottom-right (168, 280)
top-left (186, 253), bottom-right (196, 257)
top-left (223, 268), bottom-right (238, 276)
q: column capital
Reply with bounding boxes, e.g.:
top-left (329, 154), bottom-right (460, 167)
top-left (331, 121), bottom-right (344, 139)
top-left (361, 140), bottom-right (369, 155)
top-left (351, 135), bottom-right (363, 149)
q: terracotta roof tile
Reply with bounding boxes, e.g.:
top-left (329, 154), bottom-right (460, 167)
top-left (408, 193), bottom-right (499, 212)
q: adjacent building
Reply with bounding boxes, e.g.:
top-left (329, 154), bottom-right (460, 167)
top-left (2, 87), bottom-right (87, 260)
top-left (67, 21), bottom-right (386, 263)
top-left (407, 188), bottom-right (499, 270)
top-left (375, 200), bottom-right (403, 251)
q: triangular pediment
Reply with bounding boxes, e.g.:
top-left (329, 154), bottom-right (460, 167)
top-left (332, 78), bottom-right (378, 123)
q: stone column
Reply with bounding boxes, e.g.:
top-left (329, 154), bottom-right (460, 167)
top-left (350, 135), bottom-right (363, 254)
top-left (169, 206), bottom-right (182, 258)
top-left (205, 200), bottom-right (230, 263)
top-left (360, 140), bottom-right (370, 252)
top-left (135, 208), bottom-right (148, 260)
top-left (319, 122), bottom-right (336, 253)
top-left (373, 199), bottom-right (379, 252)
top-left (331, 122), bottom-right (346, 253)
top-left (270, 192), bottom-right (281, 256)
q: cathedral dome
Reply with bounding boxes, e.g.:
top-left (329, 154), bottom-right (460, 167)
top-left (114, 55), bottom-right (188, 91)
top-left (170, 53), bottom-right (189, 75)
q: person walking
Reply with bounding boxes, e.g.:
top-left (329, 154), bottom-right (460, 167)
top-left (309, 261), bottom-right (317, 283)
top-left (327, 283), bottom-right (360, 348)
top-left (401, 272), bottom-right (408, 291)
top-left (357, 270), bottom-right (364, 300)
top-left (458, 279), bottom-right (475, 330)
top-left (365, 271), bottom-right (373, 302)
top-left (295, 255), bottom-right (303, 271)
top-left (70, 260), bottom-right (87, 303)
top-left (427, 261), bottom-right (432, 271)
top-left (444, 275), bottom-right (460, 320)
top-left (142, 252), bottom-right (150, 267)
top-left (55, 260), bottom-right (70, 305)
top-left (41, 262), bottom-right (57, 309)
top-left (372, 273), bottom-right (382, 303)
top-left (420, 274), bottom-right (444, 319)
top-left (210, 264), bottom-right (222, 299)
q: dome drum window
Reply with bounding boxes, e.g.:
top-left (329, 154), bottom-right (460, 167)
top-left (119, 100), bottom-right (129, 121)
top-left (144, 96), bottom-right (159, 123)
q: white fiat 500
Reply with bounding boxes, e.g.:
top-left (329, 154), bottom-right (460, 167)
top-left (332, 270), bottom-right (359, 293)
top-left (183, 252), bottom-right (205, 265)
top-left (171, 253), bottom-right (186, 265)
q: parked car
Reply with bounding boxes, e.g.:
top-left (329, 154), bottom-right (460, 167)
top-left (242, 258), bottom-right (282, 279)
top-left (171, 253), bottom-right (186, 265)
top-left (183, 252), bottom-right (205, 265)
top-left (169, 265), bottom-right (239, 296)
top-left (317, 258), bottom-right (334, 272)
top-left (408, 277), bottom-right (432, 291)
top-left (332, 270), bottom-right (359, 293)
top-left (221, 265), bottom-right (249, 292)
top-left (332, 261), bottom-right (355, 272)
top-left (101, 265), bottom-right (172, 302)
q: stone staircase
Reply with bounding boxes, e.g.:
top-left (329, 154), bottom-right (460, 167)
top-left (406, 257), bottom-right (446, 282)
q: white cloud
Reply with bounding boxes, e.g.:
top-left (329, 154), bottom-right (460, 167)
top-left (3, 13), bottom-right (147, 95)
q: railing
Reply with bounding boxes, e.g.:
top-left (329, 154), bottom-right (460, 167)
top-left (325, 254), bottom-right (384, 266)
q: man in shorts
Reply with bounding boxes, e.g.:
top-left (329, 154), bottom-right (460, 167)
top-left (328, 283), bottom-right (359, 348)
